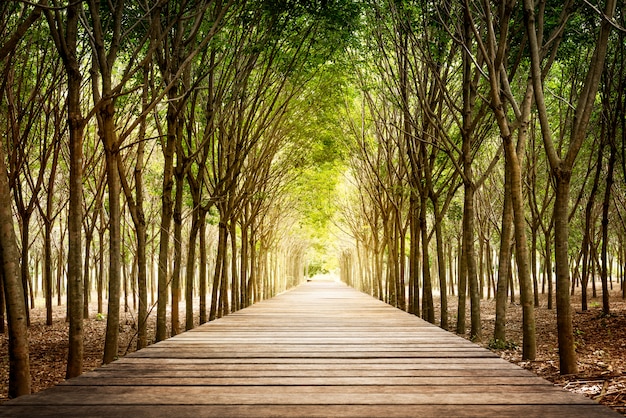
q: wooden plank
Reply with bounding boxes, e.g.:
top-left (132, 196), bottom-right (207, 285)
top-left (110, 357), bottom-right (521, 367)
top-left (61, 376), bottom-right (552, 386)
top-left (143, 344), bottom-right (490, 352)
top-left (127, 350), bottom-right (498, 359)
top-left (3, 384), bottom-right (601, 405)
top-left (83, 365), bottom-right (532, 382)
top-left (0, 404), bottom-right (619, 418)
top-left (0, 280), bottom-right (619, 417)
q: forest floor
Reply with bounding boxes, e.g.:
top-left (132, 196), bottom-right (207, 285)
top-left (449, 287), bottom-right (626, 416)
top-left (1, 286), bottom-right (625, 416)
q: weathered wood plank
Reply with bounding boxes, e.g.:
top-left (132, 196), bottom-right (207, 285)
top-left (127, 350), bottom-right (499, 359)
top-left (2, 384), bottom-right (601, 405)
top-left (0, 404), bottom-right (618, 418)
top-left (0, 280), bottom-right (619, 417)
top-left (110, 357), bottom-right (521, 367)
top-left (61, 376), bottom-right (552, 386)
top-left (85, 366), bottom-right (536, 376)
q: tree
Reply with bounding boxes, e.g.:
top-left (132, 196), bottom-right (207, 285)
top-left (523, 0), bottom-right (617, 374)
top-left (464, 0), bottom-right (537, 358)
top-left (0, 119), bottom-right (31, 399)
top-left (117, 64), bottom-right (151, 349)
top-left (43, 0), bottom-right (86, 380)
top-left (152, 0), bottom-right (232, 341)
top-left (0, 0), bottom-right (45, 397)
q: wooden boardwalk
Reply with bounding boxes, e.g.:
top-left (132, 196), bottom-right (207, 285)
top-left (1, 280), bottom-right (619, 417)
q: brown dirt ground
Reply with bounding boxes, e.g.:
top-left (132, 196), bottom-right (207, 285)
top-left (447, 287), bottom-right (626, 416)
top-left (1, 287), bottom-right (625, 415)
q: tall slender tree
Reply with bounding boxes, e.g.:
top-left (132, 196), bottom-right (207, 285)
top-left (44, 0), bottom-right (86, 379)
top-left (523, 0), bottom-right (617, 374)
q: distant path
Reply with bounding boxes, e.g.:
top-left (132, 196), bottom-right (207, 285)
top-left (1, 280), bottom-right (619, 417)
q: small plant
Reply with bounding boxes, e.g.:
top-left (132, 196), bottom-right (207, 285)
top-left (95, 313), bottom-right (106, 321)
top-left (589, 301), bottom-right (600, 308)
top-left (488, 339), bottom-right (518, 350)
top-left (573, 328), bottom-right (586, 349)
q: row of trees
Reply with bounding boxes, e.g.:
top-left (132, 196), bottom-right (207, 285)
top-left (0, 0), bottom-right (357, 398)
top-left (4, 0), bottom-right (625, 402)
top-left (337, 0), bottom-right (624, 376)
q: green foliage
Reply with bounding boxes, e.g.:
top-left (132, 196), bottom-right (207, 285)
top-left (573, 328), bottom-right (586, 349)
top-left (488, 339), bottom-right (519, 351)
top-left (293, 162), bottom-right (341, 239)
top-left (307, 259), bottom-right (328, 276)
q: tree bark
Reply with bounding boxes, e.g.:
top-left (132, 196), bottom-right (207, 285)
top-left (434, 215), bottom-right (448, 329)
top-left (419, 187), bottom-right (434, 324)
top-left (456, 228), bottom-right (467, 335)
top-left (185, 204), bottom-right (200, 330)
top-left (493, 169), bottom-right (513, 343)
top-left (230, 221), bottom-right (239, 313)
top-left (171, 167), bottom-right (184, 337)
top-left (210, 220), bottom-right (227, 321)
top-left (102, 103), bottom-right (122, 365)
top-left (504, 136), bottom-right (536, 359)
top-left (554, 176), bottom-right (577, 373)
top-left (581, 140), bottom-right (604, 311)
top-left (65, 35), bottom-right (85, 381)
top-left (601, 138), bottom-right (616, 315)
top-left (0, 133), bottom-right (31, 398)
top-left (156, 97), bottom-right (177, 341)
top-left (199, 210), bottom-right (208, 324)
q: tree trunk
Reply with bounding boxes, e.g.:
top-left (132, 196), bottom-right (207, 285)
top-left (230, 221), bottom-right (239, 312)
top-left (460, 6), bottom-right (479, 340)
top-left (456, 231), bottom-right (467, 335)
top-left (504, 137), bottom-right (536, 360)
top-left (97, 222), bottom-right (104, 314)
top-left (44, 223), bottom-right (53, 326)
top-left (43, 0), bottom-right (87, 380)
top-left (554, 176), bottom-right (577, 374)
top-left (0, 275), bottom-right (5, 334)
top-left (545, 231), bottom-right (554, 310)
top-left (185, 205), bottom-right (200, 331)
top-left (408, 196), bottom-right (418, 315)
top-left (171, 168), bottom-right (184, 337)
top-left (240, 215), bottom-right (249, 309)
top-left (156, 99), bottom-right (177, 342)
top-left (248, 224), bottom-right (257, 307)
top-left (65, 60), bottom-right (84, 380)
top-left (434, 217), bottom-right (448, 329)
top-left (531, 226), bottom-right (539, 307)
top-left (57, 243), bottom-right (63, 307)
top-left (19, 214), bottom-right (31, 325)
top-left (102, 106), bottom-right (122, 365)
top-left (600, 138), bottom-right (616, 315)
top-left (199, 210), bottom-right (208, 324)
top-left (210, 221), bottom-right (227, 321)
top-left (219, 222), bottom-right (230, 316)
top-left (463, 179), bottom-right (481, 341)
top-left (419, 191), bottom-right (434, 324)
top-left (83, 231), bottom-right (93, 319)
top-left (136, 214), bottom-right (148, 349)
top-left (0, 135), bottom-right (31, 397)
top-left (581, 139), bottom-right (604, 311)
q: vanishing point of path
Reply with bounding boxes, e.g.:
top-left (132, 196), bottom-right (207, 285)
top-left (1, 280), bottom-right (620, 417)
